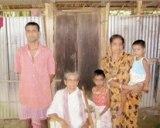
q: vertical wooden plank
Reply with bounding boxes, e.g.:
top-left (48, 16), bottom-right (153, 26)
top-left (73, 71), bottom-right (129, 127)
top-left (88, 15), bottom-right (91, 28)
top-left (137, 0), bottom-right (143, 15)
top-left (56, 13), bottom-right (77, 89)
top-left (77, 12), bottom-right (99, 90)
top-left (45, 3), bottom-right (55, 52)
top-left (45, 3), bottom-right (57, 93)
top-left (100, 2), bottom-right (110, 60)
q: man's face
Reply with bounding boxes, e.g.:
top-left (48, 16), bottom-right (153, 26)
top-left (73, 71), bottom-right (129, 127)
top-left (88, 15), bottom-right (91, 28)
top-left (25, 25), bottom-right (40, 43)
top-left (64, 74), bottom-right (79, 91)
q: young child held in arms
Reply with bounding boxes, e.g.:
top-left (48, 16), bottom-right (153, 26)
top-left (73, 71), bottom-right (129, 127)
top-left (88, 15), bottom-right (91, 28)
top-left (121, 40), bottom-right (150, 115)
top-left (123, 40), bottom-right (150, 93)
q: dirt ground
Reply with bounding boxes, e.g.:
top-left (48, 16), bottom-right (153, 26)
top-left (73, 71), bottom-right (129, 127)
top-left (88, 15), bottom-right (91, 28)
top-left (138, 107), bottom-right (160, 128)
top-left (0, 107), bottom-right (160, 128)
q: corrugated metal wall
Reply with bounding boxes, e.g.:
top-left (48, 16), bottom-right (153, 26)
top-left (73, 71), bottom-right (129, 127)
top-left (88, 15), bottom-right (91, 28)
top-left (108, 15), bottom-right (160, 108)
top-left (0, 17), bottom-right (45, 119)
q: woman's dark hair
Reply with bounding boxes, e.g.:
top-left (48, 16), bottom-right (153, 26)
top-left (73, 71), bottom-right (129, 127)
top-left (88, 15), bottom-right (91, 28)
top-left (110, 34), bottom-right (125, 47)
top-left (93, 69), bottom-right (105, 78)
top-left (132, 40), bottom-right (146, 48)
top-left (25, 22), bottom-right (40, 31)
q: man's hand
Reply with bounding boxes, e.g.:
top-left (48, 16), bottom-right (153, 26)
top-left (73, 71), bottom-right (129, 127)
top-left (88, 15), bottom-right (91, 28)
top-left (50, 74), bottom-right (55, 84)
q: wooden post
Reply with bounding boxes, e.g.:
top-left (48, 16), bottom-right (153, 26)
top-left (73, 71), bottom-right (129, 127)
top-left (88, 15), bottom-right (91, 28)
top-left (137, 0), bottom-right (143, 15)
top-left (45, 3), bottom-right (56, 54)
top-left (45, 3), bottom-right (57, 93)
top-left (100, 2), bottom-right (110, 61)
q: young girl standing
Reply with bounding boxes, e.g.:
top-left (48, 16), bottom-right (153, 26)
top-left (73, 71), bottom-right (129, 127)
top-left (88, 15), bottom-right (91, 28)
top-left (92, 69), bottom-right (112, 128)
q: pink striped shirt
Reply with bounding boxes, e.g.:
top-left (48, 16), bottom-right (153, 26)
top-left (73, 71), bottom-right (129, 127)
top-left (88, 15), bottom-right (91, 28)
top-left (15, 44), bottom-right (55, 108)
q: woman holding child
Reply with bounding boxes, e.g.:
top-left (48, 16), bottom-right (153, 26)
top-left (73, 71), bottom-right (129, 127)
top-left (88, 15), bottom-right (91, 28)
top-left (101, 34), bottom-right (150, 128)
top-left (100, 34), bottom-right (133, 128)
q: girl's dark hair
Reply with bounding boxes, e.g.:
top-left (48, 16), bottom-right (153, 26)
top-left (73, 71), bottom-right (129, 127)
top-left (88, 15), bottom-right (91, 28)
top-left (93, 69), bottom-right (105, 78)
top-left (132, 40), bottom-right (146, 48)
top-left (110, 34), bottom-right (125, 47)
top-left (25, 22), bottom-right (40, 31)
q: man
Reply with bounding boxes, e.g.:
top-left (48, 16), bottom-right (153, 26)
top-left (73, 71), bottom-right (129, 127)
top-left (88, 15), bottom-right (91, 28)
top-left (47, 72), bottom-right (94, 128)
top-left (14, 22), bottom-right (55, 128)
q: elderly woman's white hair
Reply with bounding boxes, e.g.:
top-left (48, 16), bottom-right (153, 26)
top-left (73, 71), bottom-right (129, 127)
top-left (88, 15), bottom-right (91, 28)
top-left (64, 72), bottom-right (80, 80)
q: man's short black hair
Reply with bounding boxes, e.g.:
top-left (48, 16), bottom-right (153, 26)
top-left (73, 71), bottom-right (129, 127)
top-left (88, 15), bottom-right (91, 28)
top-left (25, 22), bottom-right (40, 31)
top-left (93, 69), bottom-right (105, 78)
top-left (132, 40), bottom-right (146, 48)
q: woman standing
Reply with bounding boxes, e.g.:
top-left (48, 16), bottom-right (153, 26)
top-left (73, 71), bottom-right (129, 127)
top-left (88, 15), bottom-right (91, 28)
top-left (101, 34), bottom-right (133, 128)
